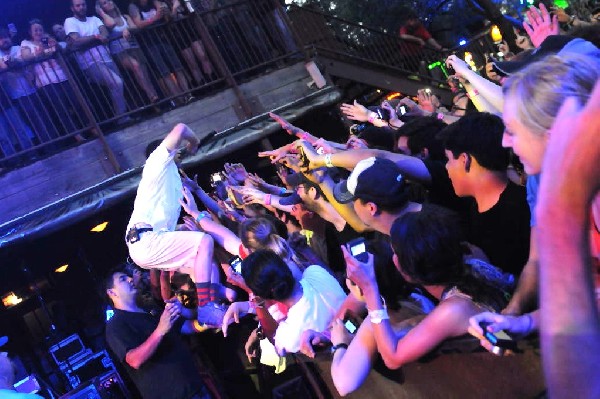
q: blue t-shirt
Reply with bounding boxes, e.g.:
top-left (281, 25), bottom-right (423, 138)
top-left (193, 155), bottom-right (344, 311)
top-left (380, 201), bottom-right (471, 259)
top-left (526, 174), bottom-right (541, 227)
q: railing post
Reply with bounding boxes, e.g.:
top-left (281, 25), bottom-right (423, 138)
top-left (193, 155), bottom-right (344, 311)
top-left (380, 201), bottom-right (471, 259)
top-left (270, 0), bottom-right (310, 62)
top-left (190, 11), bottom-right (254, 118)
top-left (57, 51), bottom-right (122, 174)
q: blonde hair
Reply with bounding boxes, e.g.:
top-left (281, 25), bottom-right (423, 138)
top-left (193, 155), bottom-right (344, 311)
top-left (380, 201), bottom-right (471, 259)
top-left (502, 54), bottom-right (598, 137)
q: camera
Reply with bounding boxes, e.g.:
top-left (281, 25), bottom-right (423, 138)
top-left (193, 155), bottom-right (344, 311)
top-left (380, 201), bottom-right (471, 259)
top-left (296, 145), bottom-right (309, 168)
top-left (349, 123), bottom-right (369, 136)
top-left (346, 237), bottom-right (368, 263)
top-left (343, 317), bottom-right (357, 334)
top-left (375, 107), bottom-right (391, 121)
top-left (229, 255), bottom-right (242, 274)
top-left (210, 172), bottom-right (223, 186)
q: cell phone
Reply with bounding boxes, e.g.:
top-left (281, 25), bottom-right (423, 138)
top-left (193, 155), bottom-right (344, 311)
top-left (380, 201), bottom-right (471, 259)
top-left (398, 105), bottom-right (407, 115)
top-left (41, 37), bottom-right (49, 47)
top-left (376, 107), bottom-right (391, 121)
top-left (346, 237), bottom-right (368, 263)
top-left (479, 322), bottom-right (516, 351)
top-left (226, 186), bottom-right (245, 208)
top-left (229, 255), bottom-right (242, 274)
top-left (210, 172), bottom-right (223, 186)
top-left (296, 145), bottom-right (309, 168)
top-left (343, 318), bottom-right (357, 334)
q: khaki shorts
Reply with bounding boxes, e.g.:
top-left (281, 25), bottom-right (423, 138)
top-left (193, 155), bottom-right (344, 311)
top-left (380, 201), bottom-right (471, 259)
top-left (127, 230), bottom-right (206, 275)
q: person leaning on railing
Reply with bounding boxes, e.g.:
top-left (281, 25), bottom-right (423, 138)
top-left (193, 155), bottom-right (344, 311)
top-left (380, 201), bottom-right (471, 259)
top-left (96, 0), bottom-right (160, 105)
top-left (21, 19), bottom-right (85, 142)
top-left (128, 0), bottom-right (194, 105)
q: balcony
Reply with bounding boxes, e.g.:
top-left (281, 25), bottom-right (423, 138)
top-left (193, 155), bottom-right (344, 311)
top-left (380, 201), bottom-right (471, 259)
top-left (0, 1), bottom-right (341, 247)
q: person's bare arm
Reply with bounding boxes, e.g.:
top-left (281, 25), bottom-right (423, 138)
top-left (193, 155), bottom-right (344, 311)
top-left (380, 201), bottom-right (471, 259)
top-left (536, 84), bottom-right (600, 398)
top-left (162, 123), bottom-right (199, 153)
top-left (300, 142), bottom-right (432, 184)
top-left (129, 3), bottom-right (162, 28)
top-left (66, 31), bottom-right (103, 50)
top-left (446, 55), bottom-right (503, 112)
top-left (316, 173), bottom-right (370, 233)
top-left (125, 306), bottom-right (179, 369)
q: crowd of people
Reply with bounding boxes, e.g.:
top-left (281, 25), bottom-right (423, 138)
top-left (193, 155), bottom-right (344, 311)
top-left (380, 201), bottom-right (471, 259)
top-left (105, 3), bottom-right (599, 398)
top-left (0, 0), bottom-right (296, 168)
top-left (1, 2), bottom-right (599, 398)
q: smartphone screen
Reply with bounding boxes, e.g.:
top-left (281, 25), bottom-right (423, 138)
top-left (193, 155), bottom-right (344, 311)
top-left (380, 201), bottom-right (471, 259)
top-left (211, 173), bottom-right (222, 183)
top-left (229, 256), bottom-right (242, 274)
top-left (398, 105), bottom-right (407, 115)
top-left (344, 319), bottom-right (357, 334)
top-left (350, 242), bottom-right (366, 257)
top-left (346, 238), bottom-right (368, 263)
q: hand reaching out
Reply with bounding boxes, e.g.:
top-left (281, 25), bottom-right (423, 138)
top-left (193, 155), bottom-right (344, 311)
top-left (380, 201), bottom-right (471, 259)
top-left (524, 4), bottom-right (559, 48)
top-left (340, 100), bottom-right (370, 122)
top-left (299, 329), bottom-right (330, 358)
top-left (342, 245), bottom-right (377, 294)
top-left (222, 301), bottom-right (250, 337)
top-left (180, 187), bottom-right (199, 216)
top-left (269, 112), bottom-right (307, 137)
top-left (445, 54), bottom-right (472, 81)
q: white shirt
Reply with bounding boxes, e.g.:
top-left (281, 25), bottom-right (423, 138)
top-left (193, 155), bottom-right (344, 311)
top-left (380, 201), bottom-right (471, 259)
top-left (20, 40), bottom-right (67, 86)
top-left (274, 265), bottom-right (346, 355)
top-left (127, 143), bottom-right (182, 233)
top-left (63, 16), bottom-right (113, 69)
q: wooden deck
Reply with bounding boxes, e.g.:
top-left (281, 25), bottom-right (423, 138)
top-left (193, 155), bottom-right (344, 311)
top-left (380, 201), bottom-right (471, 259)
top-left (0, 62), bottom-right (341, 246)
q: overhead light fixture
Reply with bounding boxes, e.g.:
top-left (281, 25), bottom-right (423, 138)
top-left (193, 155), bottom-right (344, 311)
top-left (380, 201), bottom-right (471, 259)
top-left (55, 264), bottom-right (69, 273)
top-left (2, 292), bottom-right (23, 308)
top-left (90, 222), bottom-right (109, 232)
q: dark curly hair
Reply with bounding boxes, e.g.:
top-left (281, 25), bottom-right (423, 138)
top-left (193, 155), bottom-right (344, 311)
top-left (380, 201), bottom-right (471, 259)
top-left (241, 250), bottom-right (295, 301)
top-left (390, 205), bottom-right (506, 311)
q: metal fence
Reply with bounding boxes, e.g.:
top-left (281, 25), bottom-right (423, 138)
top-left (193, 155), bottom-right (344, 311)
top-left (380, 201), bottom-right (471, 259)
top-left (0, 0), bottom-right (302, 170)
top-left (287, 6), bottom-right (448, 82)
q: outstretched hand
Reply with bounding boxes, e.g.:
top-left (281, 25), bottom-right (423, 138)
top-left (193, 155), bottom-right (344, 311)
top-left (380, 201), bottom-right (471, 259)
top-left (179, 187), bottom-right (199, 216)
top-left (269, 112), bottom-right (306, 137)
top-left (524, 4), bottom-right (559, 48)
top-left (340, 100), bottom-right (370, 122)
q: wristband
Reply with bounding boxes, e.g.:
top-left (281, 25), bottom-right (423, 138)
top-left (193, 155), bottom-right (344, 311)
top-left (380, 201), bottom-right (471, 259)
top-left (367, 111), bottom-right (378, 124)
top-left (264, 194), bottom-right (272, 206)
top-left (279, 187), bottom-right (287, 195)
top-left (466, 89), bottom-right (479, 99)
top-left (436, 112), bottom-right (445, 121)
top-left (195, 212), bottom-right (208, 223)
top-left (369, 308), bottom-right (389, 324)
top-left (331, 343), bottom-right (348, 355)
top-left (324, 153), bottom-right (333, 168)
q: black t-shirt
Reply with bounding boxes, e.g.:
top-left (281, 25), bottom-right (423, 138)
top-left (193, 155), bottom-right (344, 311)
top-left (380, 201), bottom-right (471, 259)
top-left (105, 309), bottom-right (205, 399)
top-left (324, 221), bottom-right (362, 272)
top-left (423, 160), bottom-right (530, 275)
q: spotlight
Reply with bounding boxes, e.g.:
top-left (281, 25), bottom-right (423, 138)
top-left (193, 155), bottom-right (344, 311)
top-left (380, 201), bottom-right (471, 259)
top-left (2, 292), bottom-right (23, 308)
top-left (55, 264), bottom-right (69, 273)
top-left (90, 222), bottom-right (109, 232)
top-left (458, 39), bottom-right (467, 46)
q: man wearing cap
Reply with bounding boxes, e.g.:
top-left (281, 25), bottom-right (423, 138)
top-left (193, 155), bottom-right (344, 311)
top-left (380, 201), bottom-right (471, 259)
top-left (301, 112), bottom-right (530, 276)
top-left (333, 157), bottom-right (422, 235)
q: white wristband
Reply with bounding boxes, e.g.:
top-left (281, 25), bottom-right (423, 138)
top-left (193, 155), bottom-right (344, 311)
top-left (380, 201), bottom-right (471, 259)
top-left (324, 153), bottom-right (333, 168)
top-left (369, 308), bottom-right (389, 324)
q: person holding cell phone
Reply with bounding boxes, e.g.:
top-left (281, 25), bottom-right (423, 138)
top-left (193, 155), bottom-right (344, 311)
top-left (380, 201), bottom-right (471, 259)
top-left (333, 205), bottom-right (509, 395)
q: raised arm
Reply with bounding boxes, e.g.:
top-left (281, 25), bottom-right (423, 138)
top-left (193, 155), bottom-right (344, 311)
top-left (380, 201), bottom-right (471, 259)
top-left (162, 123), bottom-right (199, 153)
top-left (299, 141), bottom-right (433, 184)
top-left (446, 55), bottom-right (503, 112)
